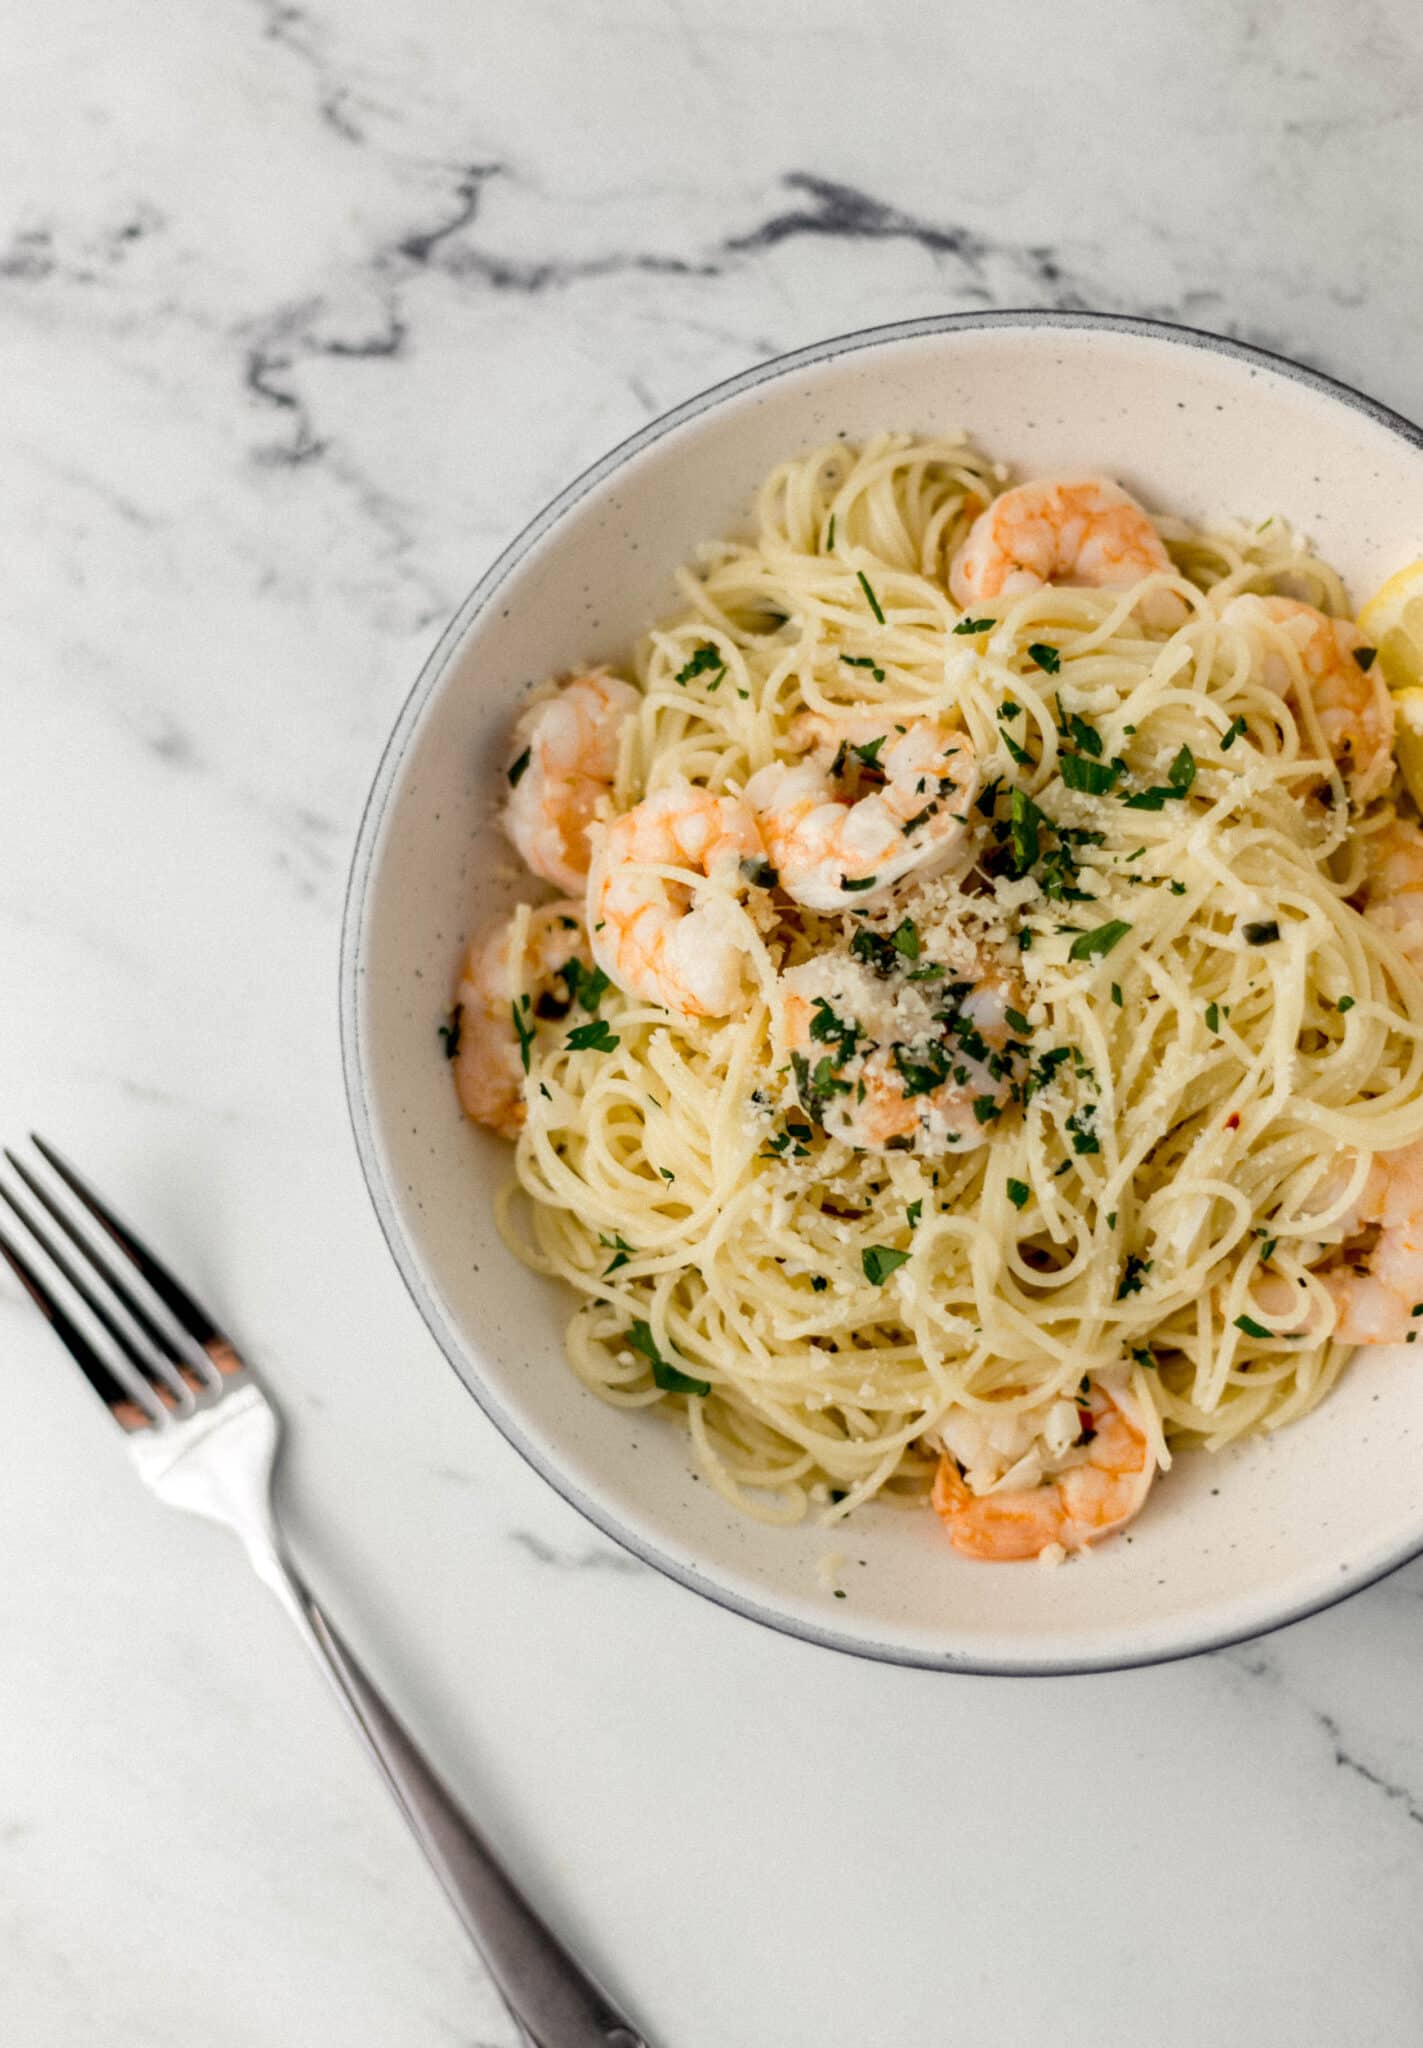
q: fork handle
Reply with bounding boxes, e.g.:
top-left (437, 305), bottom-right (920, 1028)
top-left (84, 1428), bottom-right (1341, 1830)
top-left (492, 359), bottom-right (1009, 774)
top-left (256, 1557), bottom-right (651, 2048)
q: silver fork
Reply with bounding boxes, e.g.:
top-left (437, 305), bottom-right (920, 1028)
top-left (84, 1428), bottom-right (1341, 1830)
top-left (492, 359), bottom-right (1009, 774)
top-left (0, 1136), bottom-right (651, 2048)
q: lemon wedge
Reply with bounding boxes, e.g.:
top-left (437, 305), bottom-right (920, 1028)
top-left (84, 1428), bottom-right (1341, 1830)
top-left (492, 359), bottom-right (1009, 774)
top-left (1358, 558), bottom-right (1423, 693)
top-left (1390, 687), bottom-right (1423, 810)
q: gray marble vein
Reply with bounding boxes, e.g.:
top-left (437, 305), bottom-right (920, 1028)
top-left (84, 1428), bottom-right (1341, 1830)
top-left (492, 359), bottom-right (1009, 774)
top-left (508, 1530), bottom-right (644, 1575)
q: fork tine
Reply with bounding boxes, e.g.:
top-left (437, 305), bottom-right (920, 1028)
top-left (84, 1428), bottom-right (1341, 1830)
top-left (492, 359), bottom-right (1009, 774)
top-left (0, 1182), bottom-right (193, 1410)
top-left (0, 1220), bottom-right (159, 1432)
top-left (27, 1136), bottom-right (232, 1357)
top-left (4, 1152), bottom-right (196, 1376)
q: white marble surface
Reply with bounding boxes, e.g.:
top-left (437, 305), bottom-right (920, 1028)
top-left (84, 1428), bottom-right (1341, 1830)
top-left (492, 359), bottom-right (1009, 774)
top-left (4, 2), bottom-right (1423, 2041)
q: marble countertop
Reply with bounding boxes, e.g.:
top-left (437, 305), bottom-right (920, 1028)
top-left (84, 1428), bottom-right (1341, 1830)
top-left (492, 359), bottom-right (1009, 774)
top-left (5, 3), bottom-right (1423, 2042)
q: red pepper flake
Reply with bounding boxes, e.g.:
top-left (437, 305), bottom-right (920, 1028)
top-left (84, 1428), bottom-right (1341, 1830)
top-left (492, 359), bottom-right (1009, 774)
top-left (1076, 1407), bottom-right (1097, 1444)
top-left (1225, 1113), bottom-right (1241, 1130)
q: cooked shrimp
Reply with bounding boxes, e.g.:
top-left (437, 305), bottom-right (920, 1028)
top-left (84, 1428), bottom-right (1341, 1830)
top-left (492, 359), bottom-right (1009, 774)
top-left (1225, 594), bottom-right (1393, 802)
top-left (931, 1375), bottom-right (1154, 1560)
top-left (949, 475), bottom-right (1184, 630)
top-left (932, 1391), bottom-right (1084, 1497)
top-left (588, 780), bottom-right (763, 1016)
top-left (1358, 819), bottom-right (1423, 969)
top-left (780, 952), bottom-right (1019, 1153)
top-left (1316, 1138), bottom-right (1423, 1345)
top-left (452, 901), bottom-right (589, 1138)
top-left (504, 669), bottom-right (641, 892)
top-left (744, 716), bottom-right (978, 912)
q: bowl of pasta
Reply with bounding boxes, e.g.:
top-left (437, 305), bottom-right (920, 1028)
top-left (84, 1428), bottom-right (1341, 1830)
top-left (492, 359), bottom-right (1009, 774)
top-left (342, 311), bottom-right (1423, 1673)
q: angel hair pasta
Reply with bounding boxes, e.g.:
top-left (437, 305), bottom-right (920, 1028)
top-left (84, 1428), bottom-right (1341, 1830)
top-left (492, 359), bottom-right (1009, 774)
top-left (445, 433), bottom-right (1423, 1564)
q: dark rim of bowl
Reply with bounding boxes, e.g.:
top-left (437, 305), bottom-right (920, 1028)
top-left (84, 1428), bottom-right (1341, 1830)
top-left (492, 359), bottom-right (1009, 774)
top-left (340, 308), bottom-right (1423, 1676)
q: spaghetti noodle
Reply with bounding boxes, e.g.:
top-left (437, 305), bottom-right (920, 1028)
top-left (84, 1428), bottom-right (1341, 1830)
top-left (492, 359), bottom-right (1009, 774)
top-left (452, 434), bottom-right (1423, 1560)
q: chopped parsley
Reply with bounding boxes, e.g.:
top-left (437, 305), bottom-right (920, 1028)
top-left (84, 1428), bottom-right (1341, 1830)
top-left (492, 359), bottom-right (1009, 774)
top-left (841, 874), bottom-right (879, 892)
top-left (900, 801), bottom-right (939, 835)
top-left (1220, 715), bottom-right (1248, 751)
top-left (856, 570), bottom-right (886, 624)
top-left (581, 964), bottom-right (611, 1012)
top-left (565, 1017), bottom-right (620, 1053)
top-left (953, 615), bottom-right (995, 634)
top-left (559, 958), bottom-right (610, 1014)
top-left (906, 1199), bottom-right (923, 1229)
top-left (851, 735), bottom-right (887, 768)
top-left (1243, 919), bottom-right (1280, 945)
top-left (842, 654), bottom-right (886, 682)
top-left (739, 855), bottom-right (779, 890)
top-left (599, 1231), bottom-right (635, 1275)
top-left (1110, 982), bottom-right (1123, 1007)
top-left (511, 998), bottom-right (536, 1072)
top-left (1130, 1346), bottom-right (1157, 1370)
top-left (1006, 1178), bottom-right (1030, 1210)
top-left (1067, 713), bottom-right (1103, 757)
top-left (850, 926), bottom-right (901, 976)
top-left (1008, 787), bottom-right (1044, 873)
top-left (1028, 642), bottom-right (1061, 675)
top-left (1205, 1001), bottom-right (1220, 1032)
top-left (1060, 752), bottom-right (1121, 795)
top-left (810, 1274), bottom-right (829, 1292)
top-left (1117, 1254), bottom-right (1152, 1299)
top-left (993, 784), bottom-right (1103, 903)
top-left (791, 1051), bottom-right (853, 1123)
top-left (861, 1245), bottom-right (910, 1285)
top-left (1005, 1006), bottom-right (1032, 1035)
top-left (1337, 995), bottom-right (1356, 1014)
top-left (1065, 1105), bottom-right (1100, 1155)
top-left (1000, 725), bottom-right (1034, 769)
top-left (675, 643), bottom-right (726, 687)
top-left (507, 746), bottom-right (532, 787)
top-left (855, 928), bottom-right (933, 978)
top-left (1123, 748), bottom-right (1197, 809)
top-left (1233, 1314), bottom-right (1273, 1341)
top-left (892, 1043), bottom-right (951, 1097)
top-left (1068, 919), bottom-right (1131, 962)
top-left (1027, 1044), bottom-right (1072, 1097)
top-left (1354, 645), bottom-right (1377, 671)
top-left (437, 1005), bottom-right (463, 1059)
top-left (627, 1319), bottom-right (710, 1396)
top-left (972, 1095), bottom-right (1002, 1125)
top-left (809, 997), bottom-right (861, 1064)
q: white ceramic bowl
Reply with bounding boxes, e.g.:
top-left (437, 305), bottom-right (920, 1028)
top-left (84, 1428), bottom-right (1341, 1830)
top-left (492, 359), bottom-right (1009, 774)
top-left (342, 312), bottom-right (1423, 1674)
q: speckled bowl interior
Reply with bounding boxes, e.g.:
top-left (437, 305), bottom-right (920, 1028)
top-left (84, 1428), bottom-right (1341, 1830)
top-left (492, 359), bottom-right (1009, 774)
top-left (342, 312), bottom-right (1423, 1673)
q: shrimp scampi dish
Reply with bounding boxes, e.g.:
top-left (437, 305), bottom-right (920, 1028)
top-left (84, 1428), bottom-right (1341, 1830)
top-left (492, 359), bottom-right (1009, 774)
top-left (443, 431), bottom-right (1423, 1567)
